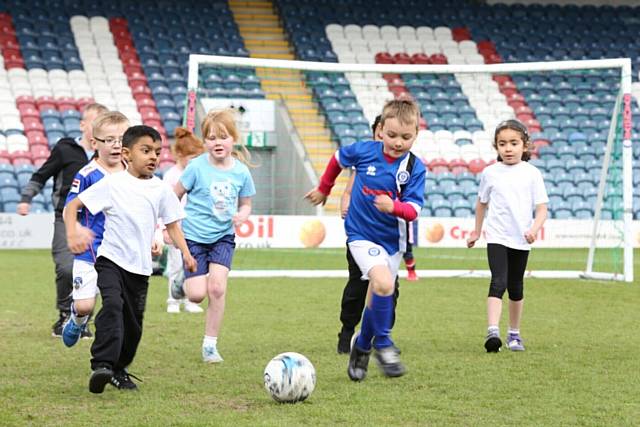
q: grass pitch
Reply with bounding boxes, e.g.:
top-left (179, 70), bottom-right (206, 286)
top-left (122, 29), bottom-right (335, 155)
top-left (0, 248), bottom-right (638, 426)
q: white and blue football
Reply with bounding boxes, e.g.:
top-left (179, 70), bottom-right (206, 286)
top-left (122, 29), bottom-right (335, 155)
top-left (263, 352), bottom-right (316, 403)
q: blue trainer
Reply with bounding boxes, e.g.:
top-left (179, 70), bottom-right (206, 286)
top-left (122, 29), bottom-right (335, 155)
top-left (62, 319), bottom-right (84, 347)
top-left (506, 333), bottom-right (525, 351)
top-left (170, 278), bottom-right (185, 300)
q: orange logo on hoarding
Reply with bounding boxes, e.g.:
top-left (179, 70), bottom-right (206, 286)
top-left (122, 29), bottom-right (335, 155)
top-left (425, 223), bottom-right (444, 243)
top-left (300, 219), bottom-right (326, 248)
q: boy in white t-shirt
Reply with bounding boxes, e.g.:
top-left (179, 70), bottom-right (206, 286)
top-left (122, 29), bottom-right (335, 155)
top-left (64, 125), bottom-right (197, 393)
top-left (467, 119), bottom-right (548, 353)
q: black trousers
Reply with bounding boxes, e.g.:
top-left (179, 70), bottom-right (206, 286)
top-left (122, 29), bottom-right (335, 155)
top-left (339, 247), bottom-right (400, 332)
top-left (52, 216), bottom-right (73, 313)
top-left (487, 243), bottom-right (529, 301)
top-left (91, 256), bottom-right (149, 371)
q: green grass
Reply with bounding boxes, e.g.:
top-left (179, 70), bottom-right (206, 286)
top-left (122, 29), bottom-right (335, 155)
top-left (1, 249), bottom-right (639, 426)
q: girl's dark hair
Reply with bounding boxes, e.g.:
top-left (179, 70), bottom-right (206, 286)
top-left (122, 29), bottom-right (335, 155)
top-left (493, 119), bottom-right (531, 162)
top-left (371, 115), bottom-right (381, 139)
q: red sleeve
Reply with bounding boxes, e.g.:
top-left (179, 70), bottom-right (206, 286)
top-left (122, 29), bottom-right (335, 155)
top-left (317, 154), bottom-right (342, 195)
top-left (392, 199), bottom-right (418, 221)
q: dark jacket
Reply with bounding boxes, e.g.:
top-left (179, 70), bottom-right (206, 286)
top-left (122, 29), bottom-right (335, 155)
top-left (20, 137), bottom-right (89, 218)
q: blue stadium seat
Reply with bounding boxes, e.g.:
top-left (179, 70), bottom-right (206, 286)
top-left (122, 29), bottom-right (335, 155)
top-left (431, 199), bottom-right (453, 217)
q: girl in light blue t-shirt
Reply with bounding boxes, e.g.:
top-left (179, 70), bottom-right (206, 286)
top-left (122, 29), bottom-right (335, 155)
top-left (174, 110), bottom-right (256, 363)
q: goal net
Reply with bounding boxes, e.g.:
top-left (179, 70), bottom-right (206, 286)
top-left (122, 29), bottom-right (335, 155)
top-left (185, 54), bottom-right (634, 282)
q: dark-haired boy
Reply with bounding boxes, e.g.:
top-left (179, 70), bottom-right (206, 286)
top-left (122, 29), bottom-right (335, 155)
top-left (64, 125), bottom-right (197, 393)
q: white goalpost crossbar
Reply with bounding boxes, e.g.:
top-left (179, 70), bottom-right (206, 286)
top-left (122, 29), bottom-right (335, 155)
top-left (187, 55), bottom-right (634, 282)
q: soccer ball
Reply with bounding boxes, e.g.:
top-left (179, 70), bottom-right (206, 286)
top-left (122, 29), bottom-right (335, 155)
top-left (263, 352), bottom-right (316, 403)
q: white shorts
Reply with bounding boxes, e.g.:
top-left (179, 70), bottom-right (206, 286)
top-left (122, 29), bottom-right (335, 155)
top-left (347, 240), bottom-right (402, 281)
top-left (72, 259), bottom-right (99, 300)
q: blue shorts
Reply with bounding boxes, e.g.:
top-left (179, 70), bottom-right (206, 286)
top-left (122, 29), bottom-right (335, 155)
top-left (185, 235), bottom-right (236, 279)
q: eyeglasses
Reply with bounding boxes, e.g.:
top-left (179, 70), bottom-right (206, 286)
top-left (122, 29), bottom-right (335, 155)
top-left (94, 136), bottom-right (123, 145)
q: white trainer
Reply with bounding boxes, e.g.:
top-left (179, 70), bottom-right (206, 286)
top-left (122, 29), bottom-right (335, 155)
top-left (203, 346), bottom-right (224, 363)
top-left (166, 301), bottom-right (180, 313)
top-left (183, 301), bottom-right (203, 313)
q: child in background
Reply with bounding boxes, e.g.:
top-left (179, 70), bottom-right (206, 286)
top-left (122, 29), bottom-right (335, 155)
top-left (18, 103), bottom-right (108, 337)
top-left (163, 127), bottom-right (205, 314)
top-left (306, 99), bottom-right (425, 381)
top-left (61, 111), bottom-right (129, 347)
top-left (172, 110), bottom-right (256, 363)
top-left (64, 125), bottom-right (196, 393)
top-left (467, 119), bottom-right (548, 353)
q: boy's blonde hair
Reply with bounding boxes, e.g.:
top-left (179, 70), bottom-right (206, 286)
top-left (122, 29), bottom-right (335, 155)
top-left (173, 127), bottom-right (205, 158)
top-left (379, 99), bottom-right (420, 131)
top-left (92, 111), bottom-right (129, 135)
top-left (201, 109), bottom-right (255, 167)
top-left (82, 102), bottom-right (108, 117)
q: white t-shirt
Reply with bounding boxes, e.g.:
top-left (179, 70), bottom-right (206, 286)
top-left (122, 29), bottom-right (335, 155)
top-left (478, 161), bottom-right (548, 251)
top-left (162, 164), bottom-right (187, 207)
top-left (79, 170), bottom-right (185, 275)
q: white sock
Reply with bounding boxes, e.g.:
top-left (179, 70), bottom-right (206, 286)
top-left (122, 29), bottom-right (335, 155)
top-left (488, 325), bottom-right (499, 334)
top-left (508, 328), bottom-right (520, 336)
top-left (203, 336), bottom-right (218, 348)
top-left (73, 314), bottom-right (88, 326)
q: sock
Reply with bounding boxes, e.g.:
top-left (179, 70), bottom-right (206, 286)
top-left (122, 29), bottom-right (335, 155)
top-left (371, 293), bottom-right (394, 350)
top-left (203, 336), bottom-right (217, 348)
top-left (70, 304), bottom-right (88, 326)
top-left (508, 328), bottom-right (520, 336)
top-left (355, 307), bottom-right (374, 351)
top-left (488, 325), bottom-right (500, 335)
top-left (405, 258), bottom-right (416, 270)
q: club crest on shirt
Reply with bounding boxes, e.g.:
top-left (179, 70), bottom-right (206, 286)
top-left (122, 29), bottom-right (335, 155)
top-left (396, 170), bottom-right (410, 184)
top-left (73, 276), bottom-right (83, 289)
top-left (368, 247), bottom-right (380, 256)
top-left (366, 165), bottom-right (376, 176)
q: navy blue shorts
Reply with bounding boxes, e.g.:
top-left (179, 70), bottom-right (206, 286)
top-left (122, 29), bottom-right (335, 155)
top-left (184, 235), bottom-right (236, 279)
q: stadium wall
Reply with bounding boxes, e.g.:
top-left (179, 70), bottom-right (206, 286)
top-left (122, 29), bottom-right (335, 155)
top-left (3, 213), bottom-right (639, 249)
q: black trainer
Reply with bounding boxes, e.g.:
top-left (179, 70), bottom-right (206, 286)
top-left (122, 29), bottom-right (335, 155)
top-left (374, 346), bottom-right (406, 378)
top-left (347, 343), bottom-right (371, 381)
top-left (484, 330), bottom-right (502, 353)
top-left (89, 367), bottom-right (114, 394)
top-left (110, 370), bottom-right (141, 390)
top-left (337, 329), bottom-right (353, 354)
top-left (51, 312), bottom-right (69, 337)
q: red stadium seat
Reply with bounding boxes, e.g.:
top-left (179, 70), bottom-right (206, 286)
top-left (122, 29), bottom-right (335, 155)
top-left (411, 53), bottom-right (431, 64)
top-left (428, 158), bottom-right (449, 173)
top-left (419, 117), bottom-right (427, 130)
top-left (0, 151), bottom-right (10, 164)
top-left (10, 151), bottom-right (33, 165)
top-left (123, 65), bottom-right (143, 75)
top-left (515, 105), bottom-right (533, 116)
top-left (5, 59), bottom-right (26, 69)
top-left (468, 158), bottom-right (486, 174)
top-left (429, 54), bottom-right (448, 64)
top-left (22, 118), bottom-right (44, 133)
top-left (30, 145), bottom-right (50, 158)
top-left (449, 159), bottom-right (468, 175)
top-left (76, 97), bottom-right (95, 111)
top-left (382, 73), bottom-right (400, 82)
top-left (451, 27), bottom-right (471, 42)
top-left (393, 53), bottom-right (412, 64)
top-left (57, 97), bottom-right (77, 112)
top-left (18, 105), bottom-right (40, 119)
top-left (141, 110), bottom-right (161, 121)
top-left (135, 96), bottom-right (156, 108)
top-left (477, 40), bottom-right (496, 52)
top-left (26, 131), bottom-right (48, 146)
top-left (374, 52), bottom-right (394, 64)
top-left (524, 118), bottom-right (541, 133)
top-left (517, 112), bottom-right (535, 123)
top-left (484, 53), bottom-right (502, 64)
top-left (36, 96), bottom-right (57, 111)
top-left (15, 96), bottom-right (36, 108)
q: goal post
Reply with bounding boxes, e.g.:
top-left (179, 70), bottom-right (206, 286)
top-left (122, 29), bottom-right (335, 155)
top-left (185, 54), bottom-right (634, 282)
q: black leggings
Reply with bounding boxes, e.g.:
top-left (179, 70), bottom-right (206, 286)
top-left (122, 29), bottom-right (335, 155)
top-left (339, 247), bottom-right (399, 332)
top-left (487, 243), bottom-right (529, 301)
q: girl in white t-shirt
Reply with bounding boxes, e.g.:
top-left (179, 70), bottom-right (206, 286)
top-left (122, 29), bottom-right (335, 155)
top-left (163, 127), bottom-right (205, 314)
top-left (467, 119), bottom-right (548, 353)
